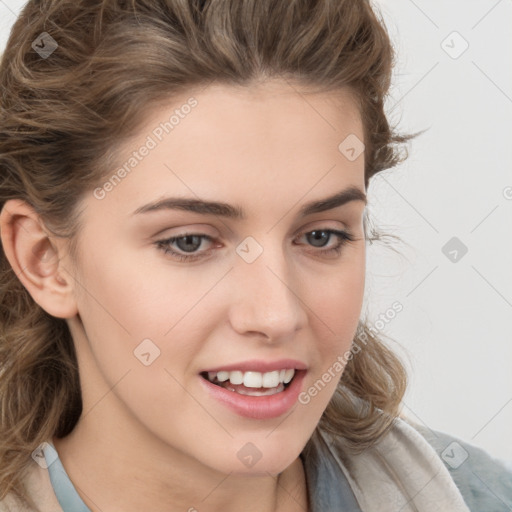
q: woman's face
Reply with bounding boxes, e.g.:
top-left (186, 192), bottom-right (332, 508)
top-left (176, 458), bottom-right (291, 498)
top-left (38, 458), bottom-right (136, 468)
top-left (64, 79), bottom-right (367, 476)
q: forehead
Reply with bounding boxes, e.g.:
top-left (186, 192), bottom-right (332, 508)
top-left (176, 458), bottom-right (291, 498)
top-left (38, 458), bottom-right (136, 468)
top-left (88, 79), bottom-right (365, 221)
top-left (135, 79), bottom-right (363, 151)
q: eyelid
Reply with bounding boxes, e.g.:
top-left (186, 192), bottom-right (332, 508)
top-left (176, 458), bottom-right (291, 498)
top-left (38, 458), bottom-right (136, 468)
top-left (295, 218), bottom-right (351, 234)
top-left (150, 224), bottom-right (218, 239)
top-left (154, 220), bottom-right (349, 243)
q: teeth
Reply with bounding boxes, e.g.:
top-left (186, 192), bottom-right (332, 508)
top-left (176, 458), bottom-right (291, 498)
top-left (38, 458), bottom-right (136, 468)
top-left (243, 372), bottom-right (262, 388)
top-left (262, 371), bottom-right (280, 388)
top-left (230, 371), bottom-right (244, 385)
top-left (206, 369), bottom-right (296, 388)
top-left (209, 371), bottom-right (230, 382)
top-left (283, 369), bottom-right (294, 384)
top-left (217, 371), bottom-right (230, 382)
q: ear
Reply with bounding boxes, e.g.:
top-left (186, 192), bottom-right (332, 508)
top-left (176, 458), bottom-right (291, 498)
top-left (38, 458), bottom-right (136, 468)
top-left (0, 199), bottom-right (78, 319)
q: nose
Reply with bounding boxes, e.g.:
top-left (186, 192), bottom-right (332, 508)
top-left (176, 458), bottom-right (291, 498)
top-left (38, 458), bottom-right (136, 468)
top-left (227, 243), bottom-right (308, 343)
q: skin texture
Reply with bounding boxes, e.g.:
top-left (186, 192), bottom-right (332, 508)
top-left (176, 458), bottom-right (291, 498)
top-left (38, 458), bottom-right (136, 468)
top-left (0, 79), bottom-right (367, 512)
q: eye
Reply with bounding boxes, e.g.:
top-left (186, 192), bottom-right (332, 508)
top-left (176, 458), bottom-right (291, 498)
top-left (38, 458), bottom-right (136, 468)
top-left (154, 228), bottom-right (357, 262)
top-left (295, 229), bottom-right (356, 258)
top-left (154, 233), bottom-right (215, 262)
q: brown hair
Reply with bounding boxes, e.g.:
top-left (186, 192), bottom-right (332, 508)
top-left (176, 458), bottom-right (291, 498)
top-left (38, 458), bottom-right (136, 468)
top-left (0, 0), bottom-right (422, 508)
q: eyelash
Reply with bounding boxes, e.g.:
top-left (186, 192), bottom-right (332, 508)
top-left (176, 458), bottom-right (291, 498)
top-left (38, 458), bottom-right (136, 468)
top-left (154, 228), bottom-right (356, 262)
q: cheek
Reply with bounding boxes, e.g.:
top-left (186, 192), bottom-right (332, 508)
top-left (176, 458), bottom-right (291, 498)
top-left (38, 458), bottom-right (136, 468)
top-left (301, 249), bottom-right (365, 394)
top-left (73, 249), bottom-right (223, 394)
top-left (71, 256), bottom-right (212, 432)
top-left (77, 247), bottom-right (191, 337)
top-left (310, 251), bottom-right (365, 341)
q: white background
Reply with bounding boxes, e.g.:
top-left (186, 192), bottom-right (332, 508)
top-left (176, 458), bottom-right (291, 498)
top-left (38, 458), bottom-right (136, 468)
top-left (1, 0), bottom-right (511, 466)
top-left (365, 0), bottom-right (512, 467)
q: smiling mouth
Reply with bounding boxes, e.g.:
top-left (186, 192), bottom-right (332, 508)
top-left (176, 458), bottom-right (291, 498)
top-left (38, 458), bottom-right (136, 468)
top-left (200, 369), bottom-right (297, 397)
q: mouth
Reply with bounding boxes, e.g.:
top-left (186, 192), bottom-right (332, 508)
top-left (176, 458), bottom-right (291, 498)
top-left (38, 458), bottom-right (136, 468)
top-left (199, 364), bottom-right (308, 419)
top-left (200, 368), bottom-right (298, 397)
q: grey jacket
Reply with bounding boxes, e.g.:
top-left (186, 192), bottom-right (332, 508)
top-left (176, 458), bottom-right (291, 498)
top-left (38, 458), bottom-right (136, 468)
top-left (303, 416), bottom-right (512, 511)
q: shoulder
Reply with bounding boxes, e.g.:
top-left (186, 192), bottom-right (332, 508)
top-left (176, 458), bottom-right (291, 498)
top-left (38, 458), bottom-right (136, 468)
top-left (401, 414), bottom-right (512, 512)
top-left (0, 450), bottom-right (63, 512)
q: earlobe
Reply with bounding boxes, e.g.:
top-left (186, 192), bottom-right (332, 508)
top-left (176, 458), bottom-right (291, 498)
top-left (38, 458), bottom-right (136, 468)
top-left (0, 199), bottom-right (78, 319)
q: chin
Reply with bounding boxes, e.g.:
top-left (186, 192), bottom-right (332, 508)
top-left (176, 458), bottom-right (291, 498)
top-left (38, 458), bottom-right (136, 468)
top-left (227, 459), bottom-right (295, 478)
top-left (196, 439), bottom-right (303, 477)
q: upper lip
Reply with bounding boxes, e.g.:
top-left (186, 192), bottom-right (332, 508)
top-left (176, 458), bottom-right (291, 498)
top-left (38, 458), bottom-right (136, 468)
top-left (201, 359), bottom-right (308, 373)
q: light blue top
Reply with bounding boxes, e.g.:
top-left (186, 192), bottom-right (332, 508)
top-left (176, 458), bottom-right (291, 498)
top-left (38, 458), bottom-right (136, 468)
top-left (43, 442), bottom-right (90, 512)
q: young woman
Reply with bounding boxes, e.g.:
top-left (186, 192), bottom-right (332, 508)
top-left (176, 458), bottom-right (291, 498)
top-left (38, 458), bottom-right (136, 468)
top-left (0, 1), bottom-right (510, 511)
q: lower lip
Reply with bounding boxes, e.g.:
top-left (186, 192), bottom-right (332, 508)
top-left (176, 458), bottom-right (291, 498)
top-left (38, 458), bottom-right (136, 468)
top-left (199, 370), bottom-right (307, 420)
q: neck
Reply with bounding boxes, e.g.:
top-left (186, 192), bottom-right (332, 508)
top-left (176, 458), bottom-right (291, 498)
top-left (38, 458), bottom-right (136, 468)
top-left (52, 403), bottom-right (308, 512)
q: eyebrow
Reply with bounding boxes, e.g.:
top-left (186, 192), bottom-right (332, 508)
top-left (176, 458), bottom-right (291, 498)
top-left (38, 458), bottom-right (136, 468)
top-left (132, 186), bottom-right (367, 219)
